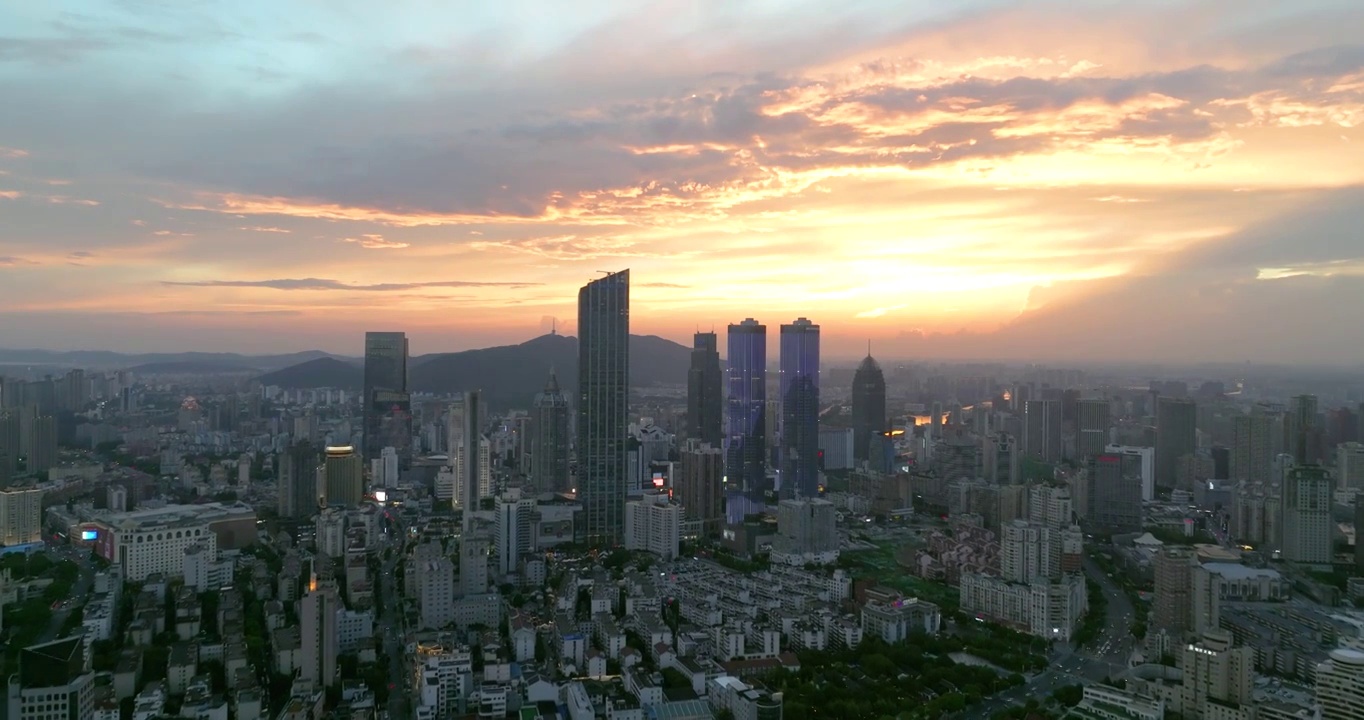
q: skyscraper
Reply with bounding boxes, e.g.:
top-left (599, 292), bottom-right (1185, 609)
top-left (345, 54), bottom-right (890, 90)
top-left (362, 331), bottom-right (409, 461)
top-left (1023, 399), bottom-right (1062, 463)
top-left (1087, 452), bottom-right (1143, 532)
top-left (1286, 394), bottom-right (1323, 465)
top-left (300, 575), bottom-right (339, 689)
top-left (576, 270), bottom-right (629, 546)
top-left (851, 352), bottom-right (887, 465)
top-left (1232, 411), bottom-right (1274, 483)
top-left (1281, 464), bottom-right (1333, 565)
top-left (277, 441), bottom-right (320, 519)
top-left (780, 318), bottom-right (821, 498)
top-left (322, 446), bottom-right (363, 508)
top-left (1156, 396), bottom-right (1197, 489)
top-left (529, 370), bottom-right (571, 494)
top-left (726, 319), bottom-right (767, 495)
top-left (1076, 399), bottom-right (1111, 459)
top-left (460, 390), bottom-right (483, 533)
top-left (676, 440), bottom-right (724, 535)
top-left (0, 486), bottom-right (43, 546)
top-left (686, 332), bottom-right (723, 446)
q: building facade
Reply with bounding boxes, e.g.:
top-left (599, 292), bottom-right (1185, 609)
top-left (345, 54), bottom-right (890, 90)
top-left (726, 319), bottom-right (767, 496)
top-left (576, 270), bottom-right (630, 546)
top-left (687, 332), bottom-right (723, 447)
top-left (779, 318), bottom-right (821, 498)
top-left (529, 371), bottom-right (571, 494)
top-left (850, 353), bottom-right (886, 466)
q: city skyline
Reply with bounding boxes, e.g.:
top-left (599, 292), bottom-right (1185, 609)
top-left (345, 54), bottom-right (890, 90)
top-left (1, 2), bottom-right (1363, 363)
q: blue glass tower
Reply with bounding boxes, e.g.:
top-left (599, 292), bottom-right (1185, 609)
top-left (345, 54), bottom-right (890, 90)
top-left (780, 318), bottom-right (821, 498)
top-left (726, 319), bottom-right (767, 495)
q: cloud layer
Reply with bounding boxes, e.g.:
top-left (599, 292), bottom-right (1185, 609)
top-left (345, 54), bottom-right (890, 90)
top-left (1, 1), bottom-right (1362, 360)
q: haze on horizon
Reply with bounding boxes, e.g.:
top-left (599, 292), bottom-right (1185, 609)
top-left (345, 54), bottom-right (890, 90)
top-left (2, 1), bottom-right (1363, 364)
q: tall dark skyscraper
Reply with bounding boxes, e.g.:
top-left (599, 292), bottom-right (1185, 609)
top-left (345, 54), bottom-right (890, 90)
top-left (726, 319), bottom-right (767, 495)
top-left (1286, 394), bottom-right (1322, 465)
top-left (1023, 399), bottom-right (1062, 463)
top-left (780, 318), bottom-right (821, 498)
top-left (1076, 398), bottom-right (1111, 459)
top-left (1088, 452), bottom-right (1143, 532)
top-left (530, 370), bottom-right (571, 494)
top-left (462, 390), bottom-right (483, 533)
top-left (278, 441), bottom-right (320, 519)
top-left (576, 270), bottom-right (630, 546)
top-left (362, 331), bottom-right (409, 461)
top-left (1156, 396), bottom-right (1197, 489)
top-left (850, 351), bottom-right (886, 465)
top-left (687, 332), bottom-right (723, 446)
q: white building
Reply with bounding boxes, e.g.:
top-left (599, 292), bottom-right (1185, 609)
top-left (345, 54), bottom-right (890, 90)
top-left (861, 598), bottom-right (941, 643)
top-left (5, 637), bottom-right (95, 720)
top-left (1337, 443), bottom-right (1364, 491)
top-left (300, 581), bottom-right (340, 689)
top-left (494, 489), bottom-right (537, 576)
top-left (959, 572), bottom-right (1087, 642)
top-left (88, 503), bottom-right (246, 582)
top-left (418, 558), bottom-right (455, 630)
top-left (1317, 648), bottom-right (1364, 720)
top-left (315, 508), bottom-right (347, 559)
top-left (1075, 684), bottom-right (1164, 720)
top-left (0, 486), bottom-right (44, 547)
top-left (379, 446), bottom-right (400, 488)
top-left (624, 491), bottom-right (681, 560)
top-left (1106, 445), bottom-right (1156, 501)
top-left (336, 608), bottom-right (374, 651)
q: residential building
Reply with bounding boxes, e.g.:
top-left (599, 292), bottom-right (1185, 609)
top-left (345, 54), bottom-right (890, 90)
top-left (1232, 412), bottom-right (1275, 484)
top-left (1337, 442), bottom-right (1364, 491)
top-left (458, 390), bottom-right (485, 531)
top-left (5, 637), bottom-right (95, 720)
top-left (1150, 547), bottom-right (1196, 651)
top-left (772, 497), bottom-right (838, 565)
top-left (851, 352), bottom-right (887, 465)
top-left (529, 370), bottom-right (571, 493)
top-left (460, 534), bottom-right (490, 597)
top-left (300, 578), bottom-right (340, 689)
top-left (624, 491), bottom-right (681, 560)
top-left (861, 598), bottom-right (941, 642)
top-left (1317, 648), bottom-right (1364, 720)
top-left (1180, 629), bottom-right (1253, 719)
top-left (1281, 464), bottom-right (1333, 565)
top-left (1157, 397), bottom-right (1198, 489)
top-left (687, 332), bottom-right (723, 446)
top-left (958, 572), bottom-right (1086, 641)
top-left (676, 440), bottom-right (724, 534)
top-left (418, 558), bottom-right (455, 630)
top-left (1287, 395), bottom-right (1323, 466)
top-left (0, 486), bottom-right (43, 547)
top-left (494, 489), bottom-right (536, 576)
top-left (577, 269), bottom-right (630, 546)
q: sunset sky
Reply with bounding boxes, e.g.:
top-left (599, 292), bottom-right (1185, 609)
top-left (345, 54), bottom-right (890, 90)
top-left (2, 0), bottom-right (1363, 363)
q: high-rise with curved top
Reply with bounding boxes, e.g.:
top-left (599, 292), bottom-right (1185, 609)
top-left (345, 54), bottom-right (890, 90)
top-left (851, 352), bottom-right (886, 465)
top-left (577, 270), bottom-right (629, 546)
top-left (726, 319), bottom-right (767, 495)
top-left (780, 318), bottom-right (821, 498)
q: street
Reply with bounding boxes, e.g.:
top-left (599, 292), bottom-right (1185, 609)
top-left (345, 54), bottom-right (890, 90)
top-left (39, 547), bottom-right (96, 645)
top-left (379, 534), bottom-right (408, 720)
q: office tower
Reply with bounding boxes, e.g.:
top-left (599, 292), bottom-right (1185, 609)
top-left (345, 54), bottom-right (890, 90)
top-left (624, 491), bottom-right (682, 560)
top-left (1317, 648), bottom-right (1364, 720)
top-left (362, 331), bottom-right (409, 460)
top-left (676, 441), bottom-right (724, 534)
top-left (779, 318), bottom-right (821, 498)
top-left (1156, 397), bottom-right (1197, 489)
top-left (1180, 630), bottom-right (1253, 717)
top-left (851, 352), bottom-right (887, 465)
top-left (577, 270), bottom-right (630, 546)
top-left (1281, 464), bottom-right (1333, 564)
top-left (300, 577), bottom-right (340, 688)
top-left (1326, 407), bottom-right (1359, 449)
top-left (1210, 445), bottom-right (1230, 480)
top-left (460, 390), bottom-right (484, 532)
top-left (1087, 453), bottom-right (1143, 532)
top-left (6, 636), bottom-right (95, 720)
top-left (1023, 399), bottom-right (1062, 463)
top-left (1338, 442), bottom-right (1364, 491)
top-left (278, 442), bottom-right (320, 519)
top-left (1151, 547), bottom-right (1195, 645)
top-left (494, 489), bottom-right (536, 576)
top-left (726, 319), bottom-right (767, 495)
top-left (686, 332), bottom-right (723, 446)
top-left (984, 433), bottom-right (1020, 485)
top-left (774, 498), bottom-right (838, 562)
top-left (0, 486), bottom-right (43, 546)
top-left (1287, 394), bottom-right (1322, 465)
top-left (1076, 399), bottom-right (1111, 459)
top-left (417, 557), bottom-right (455, 630)
top-left (459, 535), bottom-right (490, 597)
top-left (530, 370), bottom-right (571, 493)
top-left (322, 446), bottom-right (363, 508)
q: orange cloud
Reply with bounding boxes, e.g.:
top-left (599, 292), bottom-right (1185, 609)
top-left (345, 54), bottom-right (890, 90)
top-left (344, 234), bottom-right (410, 249)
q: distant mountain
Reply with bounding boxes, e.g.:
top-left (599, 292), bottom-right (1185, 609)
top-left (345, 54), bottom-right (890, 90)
top-left (409, 333), bottom-right (690, 409)
top-left (257, 357), bottom-right (363, 389)
top-left (129, 361), bottom-right (262, 375)
top-left (0, 348), bottom-right (343, 372)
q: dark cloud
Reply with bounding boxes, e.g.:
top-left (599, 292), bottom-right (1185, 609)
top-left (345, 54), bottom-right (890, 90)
top-left (160, 277), bottom-right (542, 291)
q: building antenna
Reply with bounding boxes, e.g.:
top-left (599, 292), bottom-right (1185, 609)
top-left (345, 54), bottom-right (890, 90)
top-left (551, 318), bottom-right (557, 336)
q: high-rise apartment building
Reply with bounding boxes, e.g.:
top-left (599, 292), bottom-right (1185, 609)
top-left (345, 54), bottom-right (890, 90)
top-left (1180, 629), bottom-right (1253, 719)
top-left (1156, 397), bottom-right (1198, 489)
top-left (5, 636), bottom-right (95, 720)
top-left (984, 433), bottom-right (1020, 485)
top-left (851, 353), bottom-right (887, 465)
top-left (278, 441), bottom-right (319, 519)
top-left (1023, 399), bottom-right (1062, 463)
top-left (300, 576), bottom-right (340, 689)
top-left (459, 534), bottom-right (490, 597)
top-left (1316, 648), bottom-right (1364, 720)
top-left (1151, 547), bottom-right (1196, 647)
top-left (779, 318), bottom-right (821, 498)
top-left (576, 270), bottom-right (630, 546)
top-left (773, 497), bottom-right (838, 564)
top-left (494, 489), bottom-right (537, 576)
top-left (1281, 464), bottom-right (1333, 565)
top-left (19, 414), bottom-right (58, 474)
top-left (726, 319), bottom-right (767, 495)
top-left (1087, 453), bottom-right (1144, 532)
top-left (460, 390), bottom-right (484, 532)
top-left (676, 440), bottom-right (724, 534)
top-left (0, 486), bottom-right (43, 547)
top-left (1076, 399), bottom-right (1111, 460)
top-left (1339, 442), bottom-right (1364, 491)
top-left (686, 332), bottom-right (723, 446)
top-left (529, 370), bottom-right (571, 493)
top-left (362, 331), bottom-right (409, 461)
top-left (1231, 411), bottom-right (1274, 483)
top-left (418, 557), bottom-right (455, 630)
top-left (1287, 394), bottom-right (1323, 465)
top-left (322, 446), bottom-right (363, 508)
top-left (0, 411), bottom-right (20, 477)
top-left (624, 491), bottom-right (681, 560)
top-left (1028, 484), bottom-right (1074, 530)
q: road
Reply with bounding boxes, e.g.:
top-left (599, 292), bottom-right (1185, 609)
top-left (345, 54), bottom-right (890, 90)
top-left (378, 534), bottom-right (409, 720)
top-left (962, 558), bottom-right (1137, 719)
top-left (39, 547), bottom-right (96, 645)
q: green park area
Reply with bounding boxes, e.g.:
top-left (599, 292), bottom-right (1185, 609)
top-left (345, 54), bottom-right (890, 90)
top-left (838, 537), bottom-right (960, 611)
